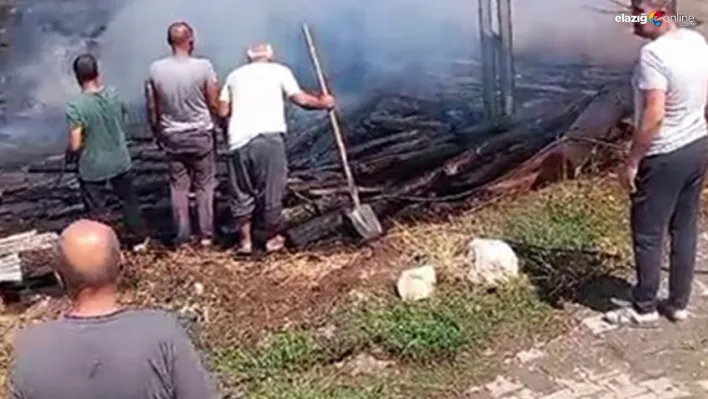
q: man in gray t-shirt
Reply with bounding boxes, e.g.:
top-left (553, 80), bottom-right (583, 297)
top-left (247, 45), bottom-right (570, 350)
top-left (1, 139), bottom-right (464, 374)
top-left (146, 21), bottom-right (220, 247)
top-left (10, 220), bottom-right (217, 399)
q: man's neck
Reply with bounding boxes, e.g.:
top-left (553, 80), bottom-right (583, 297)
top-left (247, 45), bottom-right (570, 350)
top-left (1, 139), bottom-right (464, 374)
top-left (652, 23), bottom-right (679, 40)
top-left (68, 288), bottom-right (120, 318)
top-left (81, 79), bottom-right (103, 94)
top-left (172, 48), bottom-right (191, 58)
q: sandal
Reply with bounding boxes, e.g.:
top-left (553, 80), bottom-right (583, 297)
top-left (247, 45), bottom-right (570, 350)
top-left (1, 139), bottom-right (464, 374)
top-left (233, 243), bottom-right (253, 260)
top-left (266, 235), bottom-right (286, 253)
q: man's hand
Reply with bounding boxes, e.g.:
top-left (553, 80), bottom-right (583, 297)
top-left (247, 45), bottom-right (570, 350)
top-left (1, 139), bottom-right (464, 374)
top-left (320, 94), bottom-right (335, 110)
top-left (620, 160), bottom-right (638, 194)
top-left (289, 92), bottom-right (335, 111)
top-left (64, 148), bottom-right (79, 165)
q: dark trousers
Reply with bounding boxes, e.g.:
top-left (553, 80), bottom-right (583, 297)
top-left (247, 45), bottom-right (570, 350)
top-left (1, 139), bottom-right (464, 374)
top-left (631, 136), bottom-right (708, 313)
top-left (226, 134), bottom-right (288, 249)
top-left (80, 170), bottom-right (146, 243)
top-left (167, 149), bottom-right (216, 243)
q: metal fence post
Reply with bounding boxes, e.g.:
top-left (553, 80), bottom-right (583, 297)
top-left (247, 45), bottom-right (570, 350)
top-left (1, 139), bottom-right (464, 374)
top-left (479, 0), bottom-right (514, 122)
top-left (497, 0), bottom-right (514, 118)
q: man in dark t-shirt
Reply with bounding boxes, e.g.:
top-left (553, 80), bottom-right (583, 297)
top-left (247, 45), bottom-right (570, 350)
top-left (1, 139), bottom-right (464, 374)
top-left (9, 220), bottom-right (217, 399)
top-left (66, 54), bottom-right (148, 251)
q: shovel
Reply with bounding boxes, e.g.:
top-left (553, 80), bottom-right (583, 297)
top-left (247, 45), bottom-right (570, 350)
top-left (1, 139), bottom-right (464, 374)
top-left (302, 24), bottom-right (383, 241)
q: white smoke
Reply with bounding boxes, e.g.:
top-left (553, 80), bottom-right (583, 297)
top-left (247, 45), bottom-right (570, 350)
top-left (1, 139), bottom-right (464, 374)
top-left (3, 0), bottom-right (647, 136)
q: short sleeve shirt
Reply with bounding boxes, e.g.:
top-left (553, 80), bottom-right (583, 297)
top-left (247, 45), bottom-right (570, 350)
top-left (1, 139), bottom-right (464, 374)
top-left (149, 56), bottom-right (217, 134)
top-left (219, 62), bottom-right (303, 150)
top-left (632, 28), bottom-right (708, 156)
top-left (65, 87), bottom-right (131, 182)
top-left (9, 309), bottom-right (218, 399)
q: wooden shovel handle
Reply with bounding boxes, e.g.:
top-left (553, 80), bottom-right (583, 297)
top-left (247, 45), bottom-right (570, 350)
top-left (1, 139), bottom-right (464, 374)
top-left (302, 24), bottom-right (361, 208)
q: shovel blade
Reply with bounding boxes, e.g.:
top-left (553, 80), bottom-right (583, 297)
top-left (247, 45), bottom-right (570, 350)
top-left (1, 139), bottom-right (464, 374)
top-left (345, 204), bottom-right (383, 241)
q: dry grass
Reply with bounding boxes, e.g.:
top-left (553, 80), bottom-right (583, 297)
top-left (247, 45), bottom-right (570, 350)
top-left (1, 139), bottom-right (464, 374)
top-left (387, 176), bottom-right (631, 280)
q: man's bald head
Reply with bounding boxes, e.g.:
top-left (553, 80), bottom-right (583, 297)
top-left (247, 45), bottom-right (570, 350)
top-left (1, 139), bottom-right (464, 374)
top-left (57, 220), bottom-right (121, 295)
top-left (167, 21), bottom-right (194, 48)
top-left (246, 43), bottom-right (274, 62)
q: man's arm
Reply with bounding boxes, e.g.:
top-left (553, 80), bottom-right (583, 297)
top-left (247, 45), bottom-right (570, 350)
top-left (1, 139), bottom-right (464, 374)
top-left (289, 91), bottom-right (334, 110)
top-left (281, 67), bottom-right (334, 110)
top-left (203, 61), bottom-right (220, 117)
top-left (65, 103), bottom-right (83, 154)
top-left (627, 48), bottom-right (667, 166)
top-left (628, 89), bottom-right (665, 165)
top-left (68, 125), bottom-right (83, 152)
top-left (8, 365), bottom-right (26, 399)
top-left (217, 79), bottom-right (231, 119)
top-left (170, 323), bottom-right (218, 399)
top-left (144, 79), bottom-right (160, 136)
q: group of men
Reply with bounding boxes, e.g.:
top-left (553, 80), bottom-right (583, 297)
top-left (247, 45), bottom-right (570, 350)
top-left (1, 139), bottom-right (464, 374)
top-left (67, 21), bottom-right (334, 256)
top-left (7, 0), bottom-right (708, 397)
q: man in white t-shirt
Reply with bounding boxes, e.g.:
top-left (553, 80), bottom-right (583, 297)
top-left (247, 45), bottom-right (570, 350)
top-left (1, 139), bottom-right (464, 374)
top-left (218, 44), bottom-right (334, 255)
top-left (605, 0), bottom-right (708, 326)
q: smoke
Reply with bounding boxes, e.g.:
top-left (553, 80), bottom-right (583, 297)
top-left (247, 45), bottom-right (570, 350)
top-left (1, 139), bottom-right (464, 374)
top-left (67, 0), bottom-right (645, 106)
top-left (1, 0), bottom-right (646, 149)
top-left (96, 0), bottom-right (479, 104)
top-left (512, 0), bottom-right (643, 66)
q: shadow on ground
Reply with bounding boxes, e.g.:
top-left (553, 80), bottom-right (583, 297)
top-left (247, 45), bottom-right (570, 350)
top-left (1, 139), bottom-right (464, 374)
top-left (511, 242), bottom-right (632, 311)
top-left (576, 275), bottom-right (633, 312)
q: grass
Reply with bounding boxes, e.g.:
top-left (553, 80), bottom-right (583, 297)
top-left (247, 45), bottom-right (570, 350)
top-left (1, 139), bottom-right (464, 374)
top-left (501, 179), bottom-right (630, 254)
top-left (211, 177), bottom-right (634, 397)
top-left (213, 331), bottom-right (328, 380)
top-left (353, 280), bottom-right (549, 361)
top-left (248, 377), bottom-right (392, 399)
top-left (213, 279), bottom-right (556, 396)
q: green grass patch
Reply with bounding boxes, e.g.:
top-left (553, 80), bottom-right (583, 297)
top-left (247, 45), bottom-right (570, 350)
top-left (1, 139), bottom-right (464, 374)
top-left (213, 331), bottom-right (327, 380)
top-left (354, 299), bottom-right (466, 360)
top-left (495, 179), bottom-right (631, 305)
top-left (249, 377), bottom-right (392, 399)
top-left (353, 282), bottom-right (551, 361)
top-left (500, 179), bottom-right (629, 252)
top-left (503, 198), bottom-right (600, 250)
top-left (214, 279), bottom-right (556, 397)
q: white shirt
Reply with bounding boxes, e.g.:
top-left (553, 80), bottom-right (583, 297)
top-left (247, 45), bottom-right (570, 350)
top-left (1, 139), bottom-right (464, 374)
top-left (219, 62), bottom-right (302, 150)
top-left (632, 28), bottom-right (708, 156)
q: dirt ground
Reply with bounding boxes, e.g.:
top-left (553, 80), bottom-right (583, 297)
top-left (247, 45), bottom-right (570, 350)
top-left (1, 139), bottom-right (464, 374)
top-left (119, 241), bottom-right (407, 345)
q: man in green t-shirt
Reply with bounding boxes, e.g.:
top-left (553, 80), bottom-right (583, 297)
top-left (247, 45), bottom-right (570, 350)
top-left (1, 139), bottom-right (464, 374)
top-left (65, 53), bottom-right (148, 251)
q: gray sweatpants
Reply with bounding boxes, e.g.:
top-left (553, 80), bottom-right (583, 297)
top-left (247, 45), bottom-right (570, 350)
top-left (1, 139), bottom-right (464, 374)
top-left (227, 133), bottom-right (288, 247)
top-left (631, 136), bottom-right (708, 314)
top-left (159, 128), bottom-right (217, 244)
top-left (168, 150), bottom-right (216, 243)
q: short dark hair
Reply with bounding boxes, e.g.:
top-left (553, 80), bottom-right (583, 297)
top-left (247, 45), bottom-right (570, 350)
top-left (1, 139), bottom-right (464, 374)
top-left (167, 21), bottom-right (193, 46)
top-left (72, 53), bottom-right (99, 85)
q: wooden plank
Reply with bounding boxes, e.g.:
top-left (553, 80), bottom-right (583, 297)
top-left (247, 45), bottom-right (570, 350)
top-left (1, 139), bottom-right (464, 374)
top-left (0, 232), bottom-right (58, 257)
top-left (0, 253), bottom-right (22, 282)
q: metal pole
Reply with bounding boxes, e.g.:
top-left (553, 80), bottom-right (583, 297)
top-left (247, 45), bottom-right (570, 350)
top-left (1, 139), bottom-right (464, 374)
top-left (479, 0), bottom-right (498, 121)
top-left (497, 0), bottom-right (514, 117)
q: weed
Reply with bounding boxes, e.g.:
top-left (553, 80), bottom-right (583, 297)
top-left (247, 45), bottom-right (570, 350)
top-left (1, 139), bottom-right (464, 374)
top-left (503, 197), bottom-right (598, 250)
top-left (500, 179), bottom-right (629, 254)
top-left (250, 377), bottom-right (392, 399)
top-left (352, 279), bottom-right (553, 361)
top-left (214, 331), bottom-right (324, 380)
top-left (356, 300), bottom-right (466, 360)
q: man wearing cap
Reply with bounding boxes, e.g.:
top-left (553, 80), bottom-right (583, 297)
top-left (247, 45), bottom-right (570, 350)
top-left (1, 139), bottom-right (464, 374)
top-left (218, 44), bottom-right (334, 255)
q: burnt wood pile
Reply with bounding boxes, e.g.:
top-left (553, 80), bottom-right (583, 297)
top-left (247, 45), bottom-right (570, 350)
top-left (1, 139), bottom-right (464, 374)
top-left (0, 60), bottom-right (633, 249)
